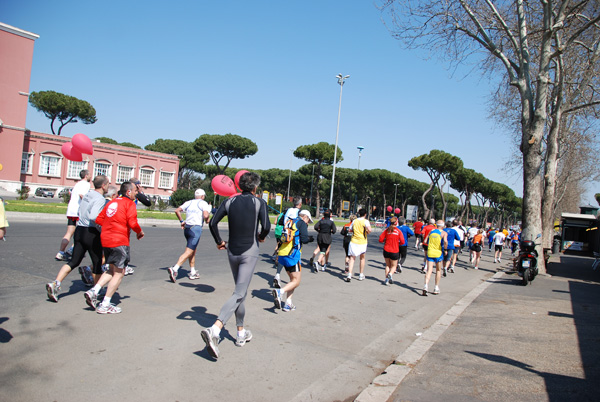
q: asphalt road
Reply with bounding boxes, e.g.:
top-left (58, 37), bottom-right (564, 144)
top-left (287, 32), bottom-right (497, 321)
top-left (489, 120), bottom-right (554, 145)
top-left (0, 219), bottom-right (499, 402)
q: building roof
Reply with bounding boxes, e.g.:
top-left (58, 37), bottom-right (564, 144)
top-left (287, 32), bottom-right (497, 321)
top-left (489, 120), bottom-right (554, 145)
top-left (561, 212), bottom-right (598, 220)
top-left (0, 22), bottom-right (39, 40)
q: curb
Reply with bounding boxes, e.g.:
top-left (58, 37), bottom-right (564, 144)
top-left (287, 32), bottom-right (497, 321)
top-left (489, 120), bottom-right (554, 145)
top-left (355, 270), bottom-right (505, 401)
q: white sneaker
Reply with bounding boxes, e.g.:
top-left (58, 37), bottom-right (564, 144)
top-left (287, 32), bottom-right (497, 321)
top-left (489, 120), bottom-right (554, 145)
top-left (188, 271), bottom-right (200, 280)
top-left (358, 273), bottom-right (365, 281)
top-left (124, 266), bottom-right (134, 276)
top-left (55, 251), bottom-right (66, 261)
top-left (432, 286), bottom-right (440, 295)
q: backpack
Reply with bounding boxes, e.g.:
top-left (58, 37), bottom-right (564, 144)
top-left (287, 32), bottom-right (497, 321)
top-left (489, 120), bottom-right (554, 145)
top-left (277, 209), bottom-right (288, 227)
top-left (278, 218), bottom-right (301, 256)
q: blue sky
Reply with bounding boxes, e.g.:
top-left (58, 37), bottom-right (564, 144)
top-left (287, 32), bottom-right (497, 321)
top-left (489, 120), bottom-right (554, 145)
top-left (6, 0), bottom-right (586, 202)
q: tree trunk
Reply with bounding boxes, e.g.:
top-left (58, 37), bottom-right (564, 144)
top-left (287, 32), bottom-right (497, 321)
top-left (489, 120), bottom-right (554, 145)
top-left (421, 182), bottom-right (433, 221)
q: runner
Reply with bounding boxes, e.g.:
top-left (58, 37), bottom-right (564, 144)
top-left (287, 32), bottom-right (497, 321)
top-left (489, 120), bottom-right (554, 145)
top-left (47, 175), bottom-right (109, 302)
top-left (83, 181), bottom-right (145, 314)
top-left (167, 189), bottom-right (210, 282)
top-left (487, 227), bottom-right (497, 252)
top-left (419, 219), bottom-right (436, 273)
top-left (201, 172), bottom-right (270, 359)
top-left (397, 217), bottom-right (414, 273)
top-left (272, 210), bottom-right (314, 311)
top-left (340, 214), bottom-right (355, 273)
top-left (467, 223), bottom-right (479, 263)
top-left (422, 220), bottom-right (448, 296)
top-left (313, 209), bottom-right (336, 272)
top-left (0, 196), bottom-right (8, 241)
top-left (413, 217), bottom-right (424, 250)
top-left (493, 229), bottom-right (506, 263)
top-left (443, 221), bottom-right (459, 276)
top-left (378, 217), bottom-right (405, 285)
top-left (56, 169), bottom-right (91, 261)
top-left (345, 208), bottom-right (372, 282)
top-left (471, 229), bottom-right (484, 269)
top-left (273, 196), bottom-right (302, 288)
top-left (448, 220), bottom-right (462, 271)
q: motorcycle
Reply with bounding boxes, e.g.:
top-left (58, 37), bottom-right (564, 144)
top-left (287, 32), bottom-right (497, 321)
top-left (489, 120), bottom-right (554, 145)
top-left (517, 234), bottom-right (541, 286)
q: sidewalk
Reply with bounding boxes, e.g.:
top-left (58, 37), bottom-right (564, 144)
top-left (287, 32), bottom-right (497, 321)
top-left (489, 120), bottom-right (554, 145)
top-left (359, 254), bottom-right (600, 401)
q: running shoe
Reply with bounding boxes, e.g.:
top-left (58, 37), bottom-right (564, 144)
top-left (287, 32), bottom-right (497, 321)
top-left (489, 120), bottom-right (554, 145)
top-left (188, 272), bottom-right (201, 280)
top-left (422, 286), bottom-right (428, 296)
top-left (449, 267), bottom-right (455, 273)
top-left (96, 303), bottom-right (121, 314)
top-left (312, 262), bottom-right (318, 273)
top-left (443, 267), bottom-right (447, 277)
top-left (384, 277), bottom-right (389, 286)
top-left (84, 289), bottom-right (98, 309)
top-left (397, 266), bottom-right (402, 274)
top-left (79, 266), bottom-right (93, 286)
top-left (124, 266), bottom-right (134, 276)
top-left (282, 303), bottom-right (296, 312)
top-left (272, 289), bottom-right (282, 309)
top-left (101, 264), bottom-right (109, 272)
top-left (474, 266), bottom-right (479, 270)
top-left (419, 267), bottom-right (426, 274)
top-left (358, 273), bottom-right (365, 281)
top-left (46, 281), bottom-right (59, 302)
top-left (272, 277), bottom-right (280, 288)
top-left (65, 246), bottom-right (74, 256)
top-left (201, 328), bottom-right (220, 359)
top-left (235, 330), bottom-right (253, 347)
top-left (345, 275), bottom-right (351, 283)
top-left (320, 264), bottom-right (326, 272)
top-left (388, 273), bottom-right (394, 285)
top-left (55, 251), bottom-right (67, 261)
top-left (167, 267), bottom-right (177, 283)
top-left (432, 286), bottom-right (440, 295)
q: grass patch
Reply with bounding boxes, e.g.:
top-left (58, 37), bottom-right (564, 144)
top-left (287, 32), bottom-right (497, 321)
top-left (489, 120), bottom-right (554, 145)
top-left (5, 200), bottom-right (67, 214)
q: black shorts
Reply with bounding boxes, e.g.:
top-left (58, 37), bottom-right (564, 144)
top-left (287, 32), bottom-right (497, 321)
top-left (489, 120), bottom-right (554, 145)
top-left (495, 244), bottom-right (503, 252)
top-left (416, 234), bottom-right (423, 241)
top-left (317, 241), bottom-right (331, 253)
top-left (103, 246), bottom-right (131, 269)
top-left (284, 262), bottom-right (301, 273)
top-left (383, 250), bottom-right (400, 260)
top-left (471, 244), bottom-right (482, 253)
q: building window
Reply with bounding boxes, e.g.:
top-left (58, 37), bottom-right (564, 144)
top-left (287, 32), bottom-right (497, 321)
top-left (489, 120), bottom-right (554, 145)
top-left (94, 161), bottom-right (112, 178)
top-left (139, 168), bottom-right (154, 187)
top-left (39, 154), bottom-right (61, 176)
top-left (117, 166), bottom-right (134, 183)
top-left (159, 171), bottom-right (174, 189)
top-left (67, 161), bottom-right (88, 179)
top-left (21, 152), bottom-right (33, 174)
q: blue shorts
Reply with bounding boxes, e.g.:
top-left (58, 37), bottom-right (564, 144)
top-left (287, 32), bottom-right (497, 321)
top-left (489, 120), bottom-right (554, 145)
top-left (184, 225), bottom-right (203, 250)
top-left (426, 256), bottom-right (443, 263)
top-left (444, 249), bottom-right (454, 261)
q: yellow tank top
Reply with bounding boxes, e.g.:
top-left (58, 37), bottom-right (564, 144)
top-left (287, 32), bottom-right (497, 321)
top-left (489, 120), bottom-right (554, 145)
top-left (427, 229), bottom-right (443, 258)
top-left (351, 217), bottom-right (369, 245)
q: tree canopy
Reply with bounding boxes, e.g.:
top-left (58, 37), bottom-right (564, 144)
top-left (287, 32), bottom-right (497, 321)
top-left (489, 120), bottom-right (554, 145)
top-left (29, 90), bottom-right (97, 135)
top-left (193, 134), bottom-right (258, 174)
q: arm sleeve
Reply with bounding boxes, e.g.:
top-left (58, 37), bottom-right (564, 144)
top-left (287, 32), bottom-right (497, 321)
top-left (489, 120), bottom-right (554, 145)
top-left (127, 202), bottom-right (142, 234)
top-left (136, 192), bottom-right (152, 207)
top-left (89, 197), bottom-right (107, 222)
top-left (95, 203), bottom-right (107, 226)
top-left (379, 231), bottom-right (387, 243)
top-left (209, 202), bottom-right (228, 245)
top-left (407, 227), bottom-right (415, 236)
top-left (257, 199), bottom-right (271, 240)
top-left (298, 220), bottom-right (310, 244)
top-left (399, 231), bottom-right (405, 245)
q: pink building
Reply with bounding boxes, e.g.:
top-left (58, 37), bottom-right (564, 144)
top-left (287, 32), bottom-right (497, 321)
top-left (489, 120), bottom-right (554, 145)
top-left (0, 22), bottom-right (179, 199)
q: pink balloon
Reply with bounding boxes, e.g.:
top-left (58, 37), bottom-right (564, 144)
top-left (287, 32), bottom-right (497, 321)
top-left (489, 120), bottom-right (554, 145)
top-left (211, 175), bottom-right (237, 197)
top-left (61, 142), bottom-right (83, 162)
top-left (72, 133), bottom-right (94, 155)
top-left (395, 208), bottom-right (401, 215)
top-left (234, 170), bottom-right (249, 191)
top-left (387, 205), bottom-right (393, 212)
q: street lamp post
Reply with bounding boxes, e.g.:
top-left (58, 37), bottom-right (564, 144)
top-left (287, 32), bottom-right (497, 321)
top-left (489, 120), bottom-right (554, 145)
top-left (393, 183), bottom-right (399, 211)
top-left (354, 146), bottom-right (364, 213)
top-left (286, 149), bottom-right (293, 201)
top-left (329, 73), bottom-right (349, 212)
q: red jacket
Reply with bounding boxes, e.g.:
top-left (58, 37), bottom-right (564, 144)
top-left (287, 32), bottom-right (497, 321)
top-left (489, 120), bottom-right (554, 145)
top-left (379, 227), bottom-right (405, 253)
top-left (96, 196), bottom-right (142, 248)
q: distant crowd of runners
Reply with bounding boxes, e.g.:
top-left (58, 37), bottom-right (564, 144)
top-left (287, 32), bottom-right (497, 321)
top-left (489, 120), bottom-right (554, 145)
top-left (43, 169), bottom-right (520, 360)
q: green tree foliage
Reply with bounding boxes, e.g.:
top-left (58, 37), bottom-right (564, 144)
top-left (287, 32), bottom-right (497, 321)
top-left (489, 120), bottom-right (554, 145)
top-left (408, 150), bottom-right (463, 220)
top-left (193, 134), bottom-right (258, 174)
top-left (294, 142), bottom-right (343, 217)
top-left (29, 90), bottom-right (97, 135)
top-left (94, 137), bottom-right (119, 145)
top-left (119, 142), bottom-right (141, 149)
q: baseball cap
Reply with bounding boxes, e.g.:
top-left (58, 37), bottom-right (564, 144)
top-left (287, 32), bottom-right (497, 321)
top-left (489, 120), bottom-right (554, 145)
top-left (131, 179), bottom-right (141, 185)
top-left (195, 189), bottom-right (206, 197)
top-left (299, 209), bottom-right (313, 223)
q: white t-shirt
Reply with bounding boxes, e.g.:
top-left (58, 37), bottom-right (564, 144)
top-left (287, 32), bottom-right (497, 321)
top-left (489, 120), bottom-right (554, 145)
top-left (467, 227), bottom-right (479, 239)
top-left (180, 198), bottom-right (210, 226)
top-left (493, 232), bottom-right (506, 245)
top-left (454, 226), bottom-right (465, 241)
top-left (66, 179), bottom-right (91, 218)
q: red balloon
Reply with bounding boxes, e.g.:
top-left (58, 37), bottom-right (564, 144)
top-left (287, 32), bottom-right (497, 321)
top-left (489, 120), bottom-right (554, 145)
top-left (234, 170), bottom-right (249, 191)
top-left (72, 133), bottom-right (94, 155)
top-left (387, 205), bottom-right (393, 212)
top-left (395, 208), bottom-right (401, 215)
top-left (211, 175), bottom-right (237, 197)
top-left (61, 142), bottom-right (83, 162)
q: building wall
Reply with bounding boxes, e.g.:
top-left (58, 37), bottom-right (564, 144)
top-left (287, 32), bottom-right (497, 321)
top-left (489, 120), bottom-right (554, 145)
top-left (0, 22), bottom-right (179, 199)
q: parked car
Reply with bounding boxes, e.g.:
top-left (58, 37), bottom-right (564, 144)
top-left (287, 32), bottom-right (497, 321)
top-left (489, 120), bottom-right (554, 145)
top-left (58, 187), bottom-right (72, 198)
top-left (35, 187), bottom-right (55, 198)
